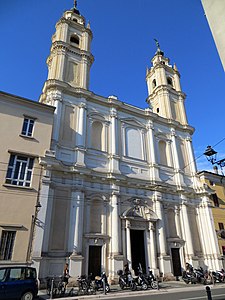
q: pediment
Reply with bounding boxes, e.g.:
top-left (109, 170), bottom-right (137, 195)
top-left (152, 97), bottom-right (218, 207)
top-left (121, 118), bottom-right (145, 129)
top-left (121, 199), bottom-right (158, 222)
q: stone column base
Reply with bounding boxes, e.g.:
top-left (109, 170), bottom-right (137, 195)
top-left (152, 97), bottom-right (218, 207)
top-left (69, 254), bottom-right (84, 277)
top-left (109, 254), bottom-right (124, 284)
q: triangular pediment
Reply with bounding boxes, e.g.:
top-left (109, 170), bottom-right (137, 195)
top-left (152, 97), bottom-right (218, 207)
top-left (121, 118), bottom-right (145, 129)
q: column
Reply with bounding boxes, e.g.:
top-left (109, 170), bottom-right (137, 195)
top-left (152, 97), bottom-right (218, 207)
top-left (111, 193), bottom-right (120, 254)
top-left (155, 198), bottom-right (167, 256)
top-left (80, 55), bottom-right (89, 89)
top-left (171, 128), bottom-right (184, 187)
top-left (180, 196), bottom-right (194, 260)
top-left (146, 120), bottom-right (160, 182)
top-left (174, 206), bottom-right (182, 238)
top-left (109, 108), bottom-right (120, 173)
top-left (202, 196), bottom-right (222, 270)
top-left (51, 94), bottom-right (63, 150)
top-left (76, 102), bottom-right (87, 166)
top-left (199, 203), bottom-right (213, 267)
top-left (185, 136), bottom-right (197, 174)
top-left (150, 222), bottom-right (157, 270)
top-left (69, 190), bottom-right (84, 277)
top-left (126, 220), bottom-right (132, 268)
top-left (69, 191), bottom-right (84, 254)
top-left (31, 173), bottom-right (53, 276)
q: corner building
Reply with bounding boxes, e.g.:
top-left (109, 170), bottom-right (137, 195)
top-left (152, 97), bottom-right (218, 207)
top-left (33, 4), bottom-right (222, 281)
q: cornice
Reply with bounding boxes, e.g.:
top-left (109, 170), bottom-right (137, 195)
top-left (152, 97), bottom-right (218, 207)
top-left (147, 85), bottom-right (186, 100)
top-left (50, 41), bottom-right (94, 64)
top-left (0, 90), bottom-right (55, 113)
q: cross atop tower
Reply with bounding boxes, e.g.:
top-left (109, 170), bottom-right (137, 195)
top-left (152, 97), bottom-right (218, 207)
top-left (74, 0), bottom-right (77, 8)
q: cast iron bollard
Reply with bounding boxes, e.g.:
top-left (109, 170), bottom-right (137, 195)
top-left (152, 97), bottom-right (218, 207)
top-left (102, 276), bottom-right (106, 294)
top-left (206, 286), bottom-right (212, 300)
top-left (50, 278), bottom-right (54, 299)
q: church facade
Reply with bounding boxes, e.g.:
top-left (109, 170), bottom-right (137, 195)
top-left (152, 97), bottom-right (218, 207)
top-left (32, 4), bottom-right (222, 281)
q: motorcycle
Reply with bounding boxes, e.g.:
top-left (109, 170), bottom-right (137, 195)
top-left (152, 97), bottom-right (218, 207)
top-left (133, 269), bottom-right (148, 290)
top-left (94, 272), bottom-right (110, 292)
top-left (77, 274), bottom-right (96, 295)
top-left (117, 270), bottom-right (137, 291)
top-left (182, 270), bottom-right (197, 284)
top-left (145, 268), bottom-right (158, 289)
top-left (193, 267), bottom-right (204, 283)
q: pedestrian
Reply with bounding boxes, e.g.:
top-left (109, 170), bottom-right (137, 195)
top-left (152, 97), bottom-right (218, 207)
top-left (63, 263), bottom-right (70, 288)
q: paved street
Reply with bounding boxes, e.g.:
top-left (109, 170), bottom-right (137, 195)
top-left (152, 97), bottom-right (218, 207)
top-left (38, 281), bottom-right (225, 300)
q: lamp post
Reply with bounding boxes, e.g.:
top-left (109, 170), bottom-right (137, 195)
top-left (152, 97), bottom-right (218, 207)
top-left (204, 145), bottom-right (225, 172)
top-left (26, 201), bottom-right (42, 263)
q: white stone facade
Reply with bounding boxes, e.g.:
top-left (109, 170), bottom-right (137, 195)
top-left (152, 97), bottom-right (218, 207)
top-left (32, 5), bottom-right (222, 281)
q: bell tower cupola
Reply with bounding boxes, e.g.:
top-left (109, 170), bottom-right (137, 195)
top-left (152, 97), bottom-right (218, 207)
top-left (146, 40), bottom-right (188, 125)
top-left (46, 1), bottom-right (94, 90)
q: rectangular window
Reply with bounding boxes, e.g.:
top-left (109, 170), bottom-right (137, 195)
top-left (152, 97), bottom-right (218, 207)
top-left (219, 223), bottom-right (224, 230)
top-left (6, 154), bottom-right (34, 187)
top-left (0, 231), bottom-right (16, 260)
top-left (21, 118), bottom-right (34, 137)
top-left (211, 193), bottom-right (219, 207)
top-left (222, 246), bottom-right (225, 256)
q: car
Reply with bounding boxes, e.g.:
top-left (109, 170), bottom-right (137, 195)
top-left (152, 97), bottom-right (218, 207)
top-left (0, 266), bottom-right (38, 300)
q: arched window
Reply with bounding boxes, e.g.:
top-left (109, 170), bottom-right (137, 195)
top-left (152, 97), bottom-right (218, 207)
top-left (125, 128), bottom-right (142, 159)
top-left (152, 79), bottom-right (156, 89)
top-left (158, 140), bottom-right (168, 166)
top-left (167, 77), bottom-right (173, 86)
top-left (91, 121), bottom-right (103, 151)
top-left (70, 35), bottom-right (79, 45)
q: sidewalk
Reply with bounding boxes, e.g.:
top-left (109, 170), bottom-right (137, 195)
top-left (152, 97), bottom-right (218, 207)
top-left (38, 280), bottom-right (222, 300)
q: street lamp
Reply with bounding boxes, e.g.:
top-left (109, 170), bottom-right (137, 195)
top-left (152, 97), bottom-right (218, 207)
top-left (26, 201), bottom-right (42, 262)
top-left (204, 145), bottom-right (225, 170)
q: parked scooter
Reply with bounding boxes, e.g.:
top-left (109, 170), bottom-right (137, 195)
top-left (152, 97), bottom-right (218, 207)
top-left (193, 267), bottom-right (204, 283)
top-left (117, 269), bottom-right (137, 291)
top-left (182, 270), bottom-right (197, 284)
top-left (133, 269), bottom-right (148, 290)
top-left (94, 272), bottom-right (110, 292)
top-left (145, 268), bottom-right (158, 289)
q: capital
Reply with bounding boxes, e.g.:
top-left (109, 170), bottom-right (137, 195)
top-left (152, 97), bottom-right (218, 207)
top-left (79, 102), bottom-right (87, 109)
top-left (110, 107), bottom-right (117, 118)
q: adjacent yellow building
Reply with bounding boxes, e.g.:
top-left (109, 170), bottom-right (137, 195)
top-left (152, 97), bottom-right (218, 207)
top-left (198, 170), bottom-right (225, 260)
top-left (0, 91), bottom-right (54, 265)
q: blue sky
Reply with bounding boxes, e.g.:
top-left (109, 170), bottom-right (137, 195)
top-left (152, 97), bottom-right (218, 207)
top-left (0, 0), bottom-right (224, 171)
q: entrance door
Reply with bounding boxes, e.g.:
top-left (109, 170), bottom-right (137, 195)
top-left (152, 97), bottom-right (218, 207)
top-left (88, 246), bottom-right (101, 279)
top-left (130, 229), bottom-right (146, 275)
top-left (171, 248), bottom-right (182, 276)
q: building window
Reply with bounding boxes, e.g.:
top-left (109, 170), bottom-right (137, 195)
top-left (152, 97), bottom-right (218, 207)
top-left (158, 140), bottom-right (168, 166)
top-left (212, 193), bottom-right (219, 207)
top-left (125, 127), bottom-right (143, 160)
top-left (0, 231), bottom-right (16, 260)
top-left (6, 154), bottom-right (34, 187)
top-left (91, 121), bottom-right (103, 151)
top-left (21, 117), bottom-right (35, 137)
top-left (70, 35), bottom-right (79, 45)
top-left (167, 77), bottom-right (173, 86)
top-left (222, 246), bottom-right (225, 255)
top-left (219, 223), bottom-right (224, 230)
top-left (152, 79), bottom-right (156, 89)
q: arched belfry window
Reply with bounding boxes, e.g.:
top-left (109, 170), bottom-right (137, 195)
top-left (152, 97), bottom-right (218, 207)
top-left (91, 121), bottom-right (103, 151)
top-left (158, 140), bottom-right (168, 166)
top-left (167, 77), bottom-right (173, 86)
top-left (70, 35), bottom-right (79, 46)
top-left (152, 79), bottom-right (157, 89)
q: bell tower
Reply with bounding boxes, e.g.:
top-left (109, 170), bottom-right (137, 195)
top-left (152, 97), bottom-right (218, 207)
top-left (46, 1), bottom-right (94, 89)
top-left (146, 41), bottom-right (188, 125)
